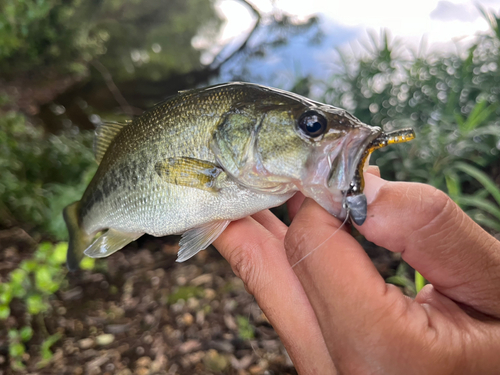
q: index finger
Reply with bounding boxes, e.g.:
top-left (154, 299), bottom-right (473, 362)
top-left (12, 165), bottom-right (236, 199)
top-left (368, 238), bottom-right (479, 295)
top-left (213, 215), bottom-right (336, 375)
top-left (284, 198), bottom-right (415, 373)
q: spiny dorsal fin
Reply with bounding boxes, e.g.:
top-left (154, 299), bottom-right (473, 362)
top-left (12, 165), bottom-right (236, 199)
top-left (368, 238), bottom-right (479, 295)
top-left (94, 121), bottom-right (130, 164)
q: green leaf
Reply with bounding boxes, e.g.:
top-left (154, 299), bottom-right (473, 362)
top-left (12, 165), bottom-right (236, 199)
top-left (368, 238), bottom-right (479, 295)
top-left (444, 170), bottom-right (461, 197)
top-left (455, 195), bottom-right (500, 221)
top-left (455, 162), bottom-right (500, 206)
top-left (386, 275), bottom-right (413, 288)
top-left (471, 213), bottom-right (500, 232)
top-left (36, 242), bottom-right (53, 261)
top-left (20, 259), bottom-right (37, 272)
top-left (38, 333), bottom-right (62, 367)
top-left (35, 265), bottom-right (57, 293)
top-left (0, 304), bottom-right (10, 319)
top-left (8, 329), bottom-right (19, 340)
top-left (9, 342), bottom-right (25, 358)
top-left (11, 282), bottom-right (26, 298)
top-left (0, 283), bottom-right (13, 304)
top-left (20, 326), bottom-right (33, 342)
top-left (50, 242), bottom-right (68, 264)
top-left (460, 100), bottom-right (487, 133)
top-left (80, 257), bottom-right (95, 270)
top-left (168, 286), bottom-right (204, 304)
top-left (26, 294), bottom-right (47, 315)
top-left (11, 359), bottom-right (26, 371)
top-left (236, 315), bottom-right (255, 340)
top-left (10, 269), bottom-right (27, 286)
top-left (42, 333), bottom-right (61, 349)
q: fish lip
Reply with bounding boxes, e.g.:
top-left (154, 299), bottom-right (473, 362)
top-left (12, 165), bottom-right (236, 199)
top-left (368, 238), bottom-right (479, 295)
top-left (327, 125), bottom-right (383, 192)
top-left (351, 126), bottom-right (384, 178)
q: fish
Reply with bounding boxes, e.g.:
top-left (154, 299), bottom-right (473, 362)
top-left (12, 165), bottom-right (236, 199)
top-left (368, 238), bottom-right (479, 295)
top-left (63, 82), bottom-right (414, 270)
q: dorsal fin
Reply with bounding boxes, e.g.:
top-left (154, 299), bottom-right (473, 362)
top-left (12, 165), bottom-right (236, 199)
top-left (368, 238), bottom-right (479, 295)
top-left (94, 121), bottom-right (130, 164)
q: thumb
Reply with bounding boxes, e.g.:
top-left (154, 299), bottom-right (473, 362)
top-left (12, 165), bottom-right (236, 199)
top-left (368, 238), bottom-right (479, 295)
top-left (357, 174), bottom-right (500, 318)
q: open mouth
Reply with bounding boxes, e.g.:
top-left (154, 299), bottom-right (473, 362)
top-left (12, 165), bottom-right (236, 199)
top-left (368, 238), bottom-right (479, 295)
top-left (344, 128), bottom-right (416, 225)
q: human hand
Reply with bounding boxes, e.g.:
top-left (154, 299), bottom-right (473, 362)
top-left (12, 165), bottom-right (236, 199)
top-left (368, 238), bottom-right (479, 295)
top-left (213, 169), bottom-right (500, 375)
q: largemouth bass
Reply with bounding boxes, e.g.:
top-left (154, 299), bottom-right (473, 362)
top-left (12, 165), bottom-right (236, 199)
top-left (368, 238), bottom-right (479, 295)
top-left (63, 82), bottom-right (414, 270)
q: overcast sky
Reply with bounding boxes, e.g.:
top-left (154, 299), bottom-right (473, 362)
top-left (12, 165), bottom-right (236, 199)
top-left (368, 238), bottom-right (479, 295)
top-left (204, 0), bottom-right (500, 86)
top-left (216, 0), bottom-right (500, 49)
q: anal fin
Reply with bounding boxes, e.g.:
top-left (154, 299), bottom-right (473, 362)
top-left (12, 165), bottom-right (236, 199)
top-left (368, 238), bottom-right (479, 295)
top-left (84, 229), bottom-right (143, 258)
top-left (177, 220), bottom-right (231, 262)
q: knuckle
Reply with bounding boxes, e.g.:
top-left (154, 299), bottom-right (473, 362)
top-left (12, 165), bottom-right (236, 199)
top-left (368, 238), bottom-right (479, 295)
top-left (417, 184), bottom-right (451, 221)
top-left (226, 234), bottom-right (276, 296)
top-left (228, 244), bottom-right (261, 295)
top-left (406, 184), bottom-right (456, 239)
top-left (284, 224), bottom-right (309, 265)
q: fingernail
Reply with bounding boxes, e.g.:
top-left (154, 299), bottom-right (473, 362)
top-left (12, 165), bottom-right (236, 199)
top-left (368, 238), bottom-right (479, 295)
top-left (364, 173), bottom-right (388, 205)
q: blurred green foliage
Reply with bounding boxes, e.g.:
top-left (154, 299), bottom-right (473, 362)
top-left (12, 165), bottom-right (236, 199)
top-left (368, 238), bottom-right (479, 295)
top-left (168, 285), bottom-right (205, 304)
top-left (318, 12), bottom-right (500, 232)
top-left (0, 0), bottom-right (220, 79)
top-left (0, 111), bottom-right (96, 238)
top-left (0, 0), bottom-right (102, 75)
top-left (236, 315), bottom-right (255, 340)
top-left (385, 262), bottom-right (417, 296)
top-left (0, 242), bottom-right (93, 370)
top-left (454, 162), bottom-right (500, 232)
top-left (324, 31), bottom-right (500, 184)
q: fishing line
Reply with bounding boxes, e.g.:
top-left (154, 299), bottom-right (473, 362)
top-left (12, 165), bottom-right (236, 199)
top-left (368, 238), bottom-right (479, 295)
top-left (239, 196), bottom-right (351, 359)
top-left (290, 209), bottom-right (350, 269)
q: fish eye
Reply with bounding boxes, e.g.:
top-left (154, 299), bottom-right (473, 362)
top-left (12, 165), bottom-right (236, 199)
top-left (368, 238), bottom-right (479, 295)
top-left (298, 111), bottom-right (327, 139)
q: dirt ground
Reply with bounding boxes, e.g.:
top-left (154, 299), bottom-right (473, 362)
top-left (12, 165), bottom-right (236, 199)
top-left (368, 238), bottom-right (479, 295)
top-left (0, 224), bottom-right (401, 375)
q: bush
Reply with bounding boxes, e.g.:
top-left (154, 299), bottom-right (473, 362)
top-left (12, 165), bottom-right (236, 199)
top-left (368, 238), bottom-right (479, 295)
top-left (0, 0), bottom-right (220, 79)
top-left (0, 0), bottom-right (103, 75)
top-left (0, 111), bottom-right (96, 239)
top-left (315, 14), bottom-right (500, 232)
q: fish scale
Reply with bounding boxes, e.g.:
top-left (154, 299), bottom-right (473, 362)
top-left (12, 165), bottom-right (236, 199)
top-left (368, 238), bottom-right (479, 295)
top-left (63, 82), bottom-right (414, 270)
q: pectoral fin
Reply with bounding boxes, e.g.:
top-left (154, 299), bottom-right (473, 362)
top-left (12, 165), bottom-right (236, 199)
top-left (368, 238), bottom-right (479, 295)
top-left (84, 229), bottom-right (143, 258)
top-left (177, 220), bottom-right (231, 262)
top-left (155, 157), bottom-right (224, 192)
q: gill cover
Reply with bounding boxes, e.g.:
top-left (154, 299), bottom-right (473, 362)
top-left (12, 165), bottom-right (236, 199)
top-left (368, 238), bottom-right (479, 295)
top-left (211, 110), bottom-right (294, 194)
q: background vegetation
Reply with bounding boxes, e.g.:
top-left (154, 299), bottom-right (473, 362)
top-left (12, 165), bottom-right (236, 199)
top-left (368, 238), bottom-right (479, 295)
top-left (0, 0), bottom-right (499, 373)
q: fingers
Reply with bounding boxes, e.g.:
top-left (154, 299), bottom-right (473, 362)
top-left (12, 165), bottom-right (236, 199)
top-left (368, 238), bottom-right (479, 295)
top-left (358, 174), bottom-right (500, 318)
top-left (287, 192), bottom-right (306, 221)
top-left (251, 210), bottom-right (288, 240)
top-left (365, 165), bottom-right (380, 177)
top-left (285, 166), bottom-right (380, 222)
top-left (285, 198), bottom-right (417, 372)
top-left (213, 216), bottom-right (336, 374)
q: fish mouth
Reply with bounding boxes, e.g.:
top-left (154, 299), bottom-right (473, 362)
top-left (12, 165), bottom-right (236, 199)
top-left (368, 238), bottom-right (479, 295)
top-left (342, 127), bottom-right (416, 225)
top-left (327, 125), bottom-right (382, 193)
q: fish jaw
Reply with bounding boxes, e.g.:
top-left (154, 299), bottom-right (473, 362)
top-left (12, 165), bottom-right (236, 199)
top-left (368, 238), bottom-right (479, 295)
top-left (297, 124), bottom-right (382, 219)
top-left (327, 125), bottom-right (382, 192)
top-left (343, 127), bottom-right (416, 224)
